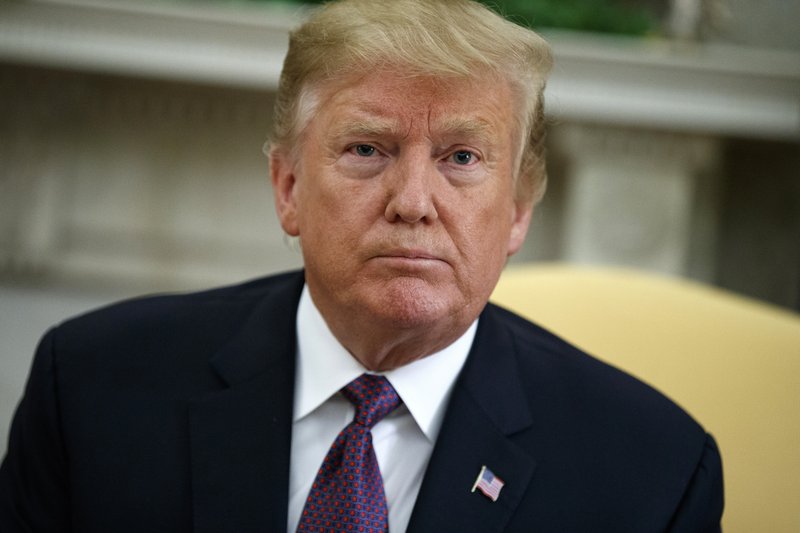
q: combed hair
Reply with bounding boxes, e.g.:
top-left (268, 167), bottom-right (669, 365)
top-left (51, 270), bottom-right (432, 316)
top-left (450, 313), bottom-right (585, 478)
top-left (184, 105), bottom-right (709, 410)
top-left (270, 0), bottom-right (553, 203)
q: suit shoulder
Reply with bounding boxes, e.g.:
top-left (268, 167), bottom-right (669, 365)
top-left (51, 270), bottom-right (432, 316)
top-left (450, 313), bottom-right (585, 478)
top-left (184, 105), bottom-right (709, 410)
top-left (60, 270), bottom-right (299, 325)
top-left (51, 270), bottom-right (303, 361)
top-left (479, 303), bottom-right (722, 528)
top-left (485, 302), bottom-right (706, 437)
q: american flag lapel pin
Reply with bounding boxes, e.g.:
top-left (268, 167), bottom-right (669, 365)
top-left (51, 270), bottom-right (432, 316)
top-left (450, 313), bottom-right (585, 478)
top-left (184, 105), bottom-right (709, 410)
top-left (471, 465), bottom-right (504, 502)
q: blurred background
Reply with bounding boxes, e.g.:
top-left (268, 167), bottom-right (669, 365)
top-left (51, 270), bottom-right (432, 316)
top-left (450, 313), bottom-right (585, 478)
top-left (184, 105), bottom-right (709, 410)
top-left (0, 0), bottom-right (798, 482)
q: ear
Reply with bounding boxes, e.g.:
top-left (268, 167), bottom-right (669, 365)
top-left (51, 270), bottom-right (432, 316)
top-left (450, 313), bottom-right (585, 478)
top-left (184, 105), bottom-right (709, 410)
top-left (506, 200), bottom-right (533, 257)
top-left (270, 147), bottom-right (300, 236)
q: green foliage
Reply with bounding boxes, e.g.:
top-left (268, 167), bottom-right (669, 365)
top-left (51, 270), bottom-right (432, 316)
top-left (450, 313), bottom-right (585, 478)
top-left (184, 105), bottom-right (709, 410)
top-left (481, 0), bottom-right (659, 35)
top-left (239, 0), bottom-right (660, 36)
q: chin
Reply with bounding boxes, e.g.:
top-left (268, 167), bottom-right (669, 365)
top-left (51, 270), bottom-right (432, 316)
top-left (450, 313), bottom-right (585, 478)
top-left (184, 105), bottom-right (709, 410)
top-left (360, 277), bottom-right (464, 330)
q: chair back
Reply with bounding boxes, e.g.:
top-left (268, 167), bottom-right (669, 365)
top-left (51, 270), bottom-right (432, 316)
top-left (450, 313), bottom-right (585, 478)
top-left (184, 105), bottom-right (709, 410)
top-left (491, 264), bottom-right (800, 533)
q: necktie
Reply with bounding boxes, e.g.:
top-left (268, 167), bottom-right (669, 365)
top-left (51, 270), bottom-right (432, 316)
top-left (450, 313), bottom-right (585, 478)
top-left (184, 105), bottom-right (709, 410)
top-left (297, 374), bottom-right (401, 533)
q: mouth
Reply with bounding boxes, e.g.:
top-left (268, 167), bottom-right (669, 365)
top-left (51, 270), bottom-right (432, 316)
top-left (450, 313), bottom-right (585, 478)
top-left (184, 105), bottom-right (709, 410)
top-left (372, 249), bottom-right (449, 268)
top-left (381, 249), bottom-right (441, 260)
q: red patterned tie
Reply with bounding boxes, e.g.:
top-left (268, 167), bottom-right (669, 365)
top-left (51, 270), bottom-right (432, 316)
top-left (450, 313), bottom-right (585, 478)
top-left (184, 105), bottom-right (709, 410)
top-left (296, 374), bottom-right (401, 533)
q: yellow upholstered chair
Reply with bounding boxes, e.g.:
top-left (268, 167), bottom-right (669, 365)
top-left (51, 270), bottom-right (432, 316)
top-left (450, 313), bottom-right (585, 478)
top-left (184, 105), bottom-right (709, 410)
top-left (491, 264), bottom-right (800, 533)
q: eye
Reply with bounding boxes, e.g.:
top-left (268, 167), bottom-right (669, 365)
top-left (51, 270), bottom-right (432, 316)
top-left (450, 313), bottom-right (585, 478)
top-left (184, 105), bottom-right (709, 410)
top-left (450, 150), bottom-right (476, 165)
top-left (353, 144), bottom-right (376, 157)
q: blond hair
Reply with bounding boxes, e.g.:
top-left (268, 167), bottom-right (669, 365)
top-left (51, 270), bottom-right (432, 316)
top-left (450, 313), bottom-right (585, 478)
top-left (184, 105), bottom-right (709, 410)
top-left (270, 0), bottom-right (553, 203)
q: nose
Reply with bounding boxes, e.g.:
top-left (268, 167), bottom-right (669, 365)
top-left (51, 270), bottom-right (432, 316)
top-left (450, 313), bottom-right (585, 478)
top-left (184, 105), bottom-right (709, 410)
top-left (384, 152), bottom-right (439, 224)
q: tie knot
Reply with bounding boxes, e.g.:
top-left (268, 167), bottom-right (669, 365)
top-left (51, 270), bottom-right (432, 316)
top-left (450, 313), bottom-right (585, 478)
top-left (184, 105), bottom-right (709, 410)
top-left (342, 374), bottom-right (401, 429)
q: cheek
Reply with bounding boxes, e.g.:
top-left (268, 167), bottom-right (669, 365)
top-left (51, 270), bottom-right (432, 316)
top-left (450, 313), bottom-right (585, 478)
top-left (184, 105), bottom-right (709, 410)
top-left (455, 193), bottom-right (516, 262)
top-left (296, 176), bottom-right (379, 246)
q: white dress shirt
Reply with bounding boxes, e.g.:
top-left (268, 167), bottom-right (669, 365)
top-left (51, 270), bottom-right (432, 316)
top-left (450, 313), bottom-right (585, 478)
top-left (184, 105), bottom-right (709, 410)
top-left (287, 285), bottom-right (476, 532)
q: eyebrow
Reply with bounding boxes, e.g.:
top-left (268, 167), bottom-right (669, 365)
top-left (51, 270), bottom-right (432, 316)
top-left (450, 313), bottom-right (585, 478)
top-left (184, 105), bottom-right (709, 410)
top-left (330, 118), bottom-right (402, 140)
top-left (331, 115), bottom-right (497, 146)
top-left (434, 116), bottom-right (497, 146)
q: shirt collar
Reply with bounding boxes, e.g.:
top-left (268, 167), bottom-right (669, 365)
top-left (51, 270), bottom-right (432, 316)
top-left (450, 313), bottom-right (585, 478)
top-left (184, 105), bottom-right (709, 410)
top-left (294, 284), bottom-right (476, 442)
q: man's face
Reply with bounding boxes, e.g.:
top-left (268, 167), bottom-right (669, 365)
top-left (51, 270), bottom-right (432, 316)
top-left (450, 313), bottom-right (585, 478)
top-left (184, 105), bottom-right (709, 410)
top-left (272, 70), bottom-right (532, 356)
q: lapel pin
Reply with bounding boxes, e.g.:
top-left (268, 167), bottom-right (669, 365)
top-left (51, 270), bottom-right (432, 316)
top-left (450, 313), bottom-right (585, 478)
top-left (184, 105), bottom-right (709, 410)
top-left (471, 465), bottom-right (504, 502)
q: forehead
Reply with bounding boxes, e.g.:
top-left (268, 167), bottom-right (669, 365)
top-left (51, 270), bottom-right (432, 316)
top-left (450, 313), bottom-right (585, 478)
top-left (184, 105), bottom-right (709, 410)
top-left (309, 70), bottom-right (517, 141)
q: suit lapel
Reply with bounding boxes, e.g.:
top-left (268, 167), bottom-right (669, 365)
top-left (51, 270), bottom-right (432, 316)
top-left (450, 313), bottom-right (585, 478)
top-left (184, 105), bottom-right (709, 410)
top-left (188, 273), bottom-right (304, 533)
top-left (407, 305), bottom-right (537, 533)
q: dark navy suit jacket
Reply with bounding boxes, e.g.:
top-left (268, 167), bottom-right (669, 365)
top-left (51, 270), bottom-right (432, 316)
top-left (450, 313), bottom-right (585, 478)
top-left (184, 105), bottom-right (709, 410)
top-left (0, 270), bottom-right (723, 532)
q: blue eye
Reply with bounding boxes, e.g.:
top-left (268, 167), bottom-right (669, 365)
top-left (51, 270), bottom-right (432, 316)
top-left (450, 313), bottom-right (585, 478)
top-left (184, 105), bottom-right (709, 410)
top-left (354, 144), bottom-right (376, 157)
top-left (452, 150), bottom-right (474, 165)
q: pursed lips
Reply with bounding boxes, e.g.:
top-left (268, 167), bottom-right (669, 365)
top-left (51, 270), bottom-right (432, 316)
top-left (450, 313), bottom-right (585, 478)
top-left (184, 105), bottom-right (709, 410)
top-left (372, 249), bottom-right (449, 265)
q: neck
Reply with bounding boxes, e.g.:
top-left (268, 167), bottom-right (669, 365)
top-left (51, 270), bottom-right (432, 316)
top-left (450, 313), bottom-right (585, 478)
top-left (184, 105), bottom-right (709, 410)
top-left (331, 323), bottom-right (469, 372)
top-left (303, 278), bottom-right (485, 371)
top-left (313, 303), bottom-right (476, 372)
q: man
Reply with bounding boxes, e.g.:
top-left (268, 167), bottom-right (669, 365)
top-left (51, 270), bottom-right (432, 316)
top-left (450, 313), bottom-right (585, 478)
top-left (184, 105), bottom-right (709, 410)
top-left (0, 0), bottom-right (723, 531)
